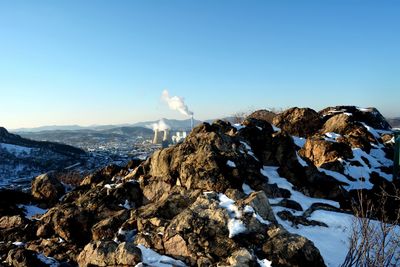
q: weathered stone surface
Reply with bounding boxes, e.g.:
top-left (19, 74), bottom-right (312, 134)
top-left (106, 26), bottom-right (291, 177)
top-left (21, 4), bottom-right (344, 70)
top-left (77, 241), bottom-right (141, 267)
top-left (6, 248), bottom-right (47, 267)
top-left (273, 107), bottom-right (322, 137)
top-left (247, 109), bottom-right (276, 123)
top-left (31, 173), bottom-right (65, 204)
top-left (299, 138), bottom-right (353, 168)
top-left (263, 226), bottom-right (326, 267)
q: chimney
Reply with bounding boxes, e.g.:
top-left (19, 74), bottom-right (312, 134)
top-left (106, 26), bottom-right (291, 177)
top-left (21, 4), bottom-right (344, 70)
top-left (163, 129), bottom-right (171, 142)
top-left (190, 115), bottom-right (194, 130)
top-left (153, 129), bottom-right (161, 144)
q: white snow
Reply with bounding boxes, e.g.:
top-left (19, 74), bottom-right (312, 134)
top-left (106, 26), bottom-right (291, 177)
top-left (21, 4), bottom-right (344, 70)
top-left (271, 125), bottom-right (281, 132)
top-left (292, 136), bottom-right (306, 148)
top-left (0, 143), bottom-right (33, 156)
top-left (296, 153), bottom-right (308, 167)
top-left (227, 218), bottom-right (247, 238)
top-left (17, 204), bottom-right (47, 220)
top-left (136, 244), bottom-right (186, 267)
top-left (261, 166), bottom-right (339, 211)
top-left (257, 258), bottom-right (273, 267)
top-left (218, 193), bottom-right (247, 237)
top-left (242, 183), bottom-right (254, 195)
top-left (324, 132), bottom-right (341, 142)
top-left (233, 124), bottom-right (245, 130)
top-left (120, 200), bottom-right (132, 209)
top-left (12, 241), bottom-right (25, 247)
top-left (37, 253), bottom-right (59, 267)
top-left (226, 160), bottom-right (236, 168)
top-left (240, 141), bottom-right (252, 150)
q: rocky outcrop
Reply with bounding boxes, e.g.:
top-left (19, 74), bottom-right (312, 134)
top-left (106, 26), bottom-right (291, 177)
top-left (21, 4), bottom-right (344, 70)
top-left (2, 106), bottom-right (396, 267)
top-left (299, 138), bottom-right (353, 170)
top-left (247, 109), bottom-right (276, 123)
top-left (77, 241), bottom-right (141, 267)
top-left (273, 107), bottom-right (322, 137)
top-left (31, 173), bottom-right (65, 204)
top-left (263, 226), bottom-right (325, 267)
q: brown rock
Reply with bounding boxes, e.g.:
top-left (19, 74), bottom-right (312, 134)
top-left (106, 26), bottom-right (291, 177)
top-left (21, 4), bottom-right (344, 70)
top-left (31, 173), bottom-right (65, 204)
top-left (6, 248), bottom-right (47, 267)
top-left (263, 226), bottom-right (326, 267)
top-left (77, 241), bottom-right (141, 267)
top-left (272, 107), bottom-right (322, 137)
top-left (299, 138), bottom-right (353, 168)
top-left (247, 109), bottom-right (276, 123)
top-left (0, 215), bottom-right (24, 229)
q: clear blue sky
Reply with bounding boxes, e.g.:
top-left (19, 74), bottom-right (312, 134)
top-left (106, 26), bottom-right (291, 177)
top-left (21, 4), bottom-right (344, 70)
top-left (1, 0), bottom-right (399, 129)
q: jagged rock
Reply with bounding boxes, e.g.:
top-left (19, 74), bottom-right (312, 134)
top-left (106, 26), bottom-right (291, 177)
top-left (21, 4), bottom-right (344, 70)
top-left (227, 248), bottom-right (257, 266)
top-left (0, 215), bottom-right (24, 229)
top-left (136, 122), bottom-right (261, 203)
top-left (272, 107), bottom-right (322, 137)
top-left (0, 215), bottom-right (36, 242)
top-left (263, 226), bottom-right (326, 267)
top-left (25, 237), bottom-right (79, 264)
top-left (237, 118), bottom-right (275, 165)
top-left (37, 203), bottom-right (93, 245)
top-left (77, 241), bottom-right (141, 267)
top-left (275, 199), bottom-right (303, 211)
top-left (31, 173), bottom-right (65, 204)
top-left (80, 164), bottom-right (125, 187)
top-left (319, 106), bottom-right (391, 130)
top-left (241, 191), bottom-right (276, 223)
top-left (319, 113), bottom-right (376, 151)
top-left (91, 209), bottom-right (129, 241)
top-left (162, 195), bottom-right (236, 265)
top-left (277, 210), bottom-right (328, 227)
top-left (247, 109), bottom-right (276, 123)
top-left (6, 248), bottom-right (47, 267)
top-left (299, 138), bottom-right (353, 169)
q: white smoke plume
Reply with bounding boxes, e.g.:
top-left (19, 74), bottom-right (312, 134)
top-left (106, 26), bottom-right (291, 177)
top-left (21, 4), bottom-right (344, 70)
top-left (161, 90), bottom-right (193, 117)
top-left (150, 119), bottom-right (170, 131)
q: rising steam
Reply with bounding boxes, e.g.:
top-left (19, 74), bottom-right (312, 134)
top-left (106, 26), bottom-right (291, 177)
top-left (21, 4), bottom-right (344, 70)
top-left (150, 119), bottom-right (170, 131)
top-left (161, 90), bottom-right (193, 117)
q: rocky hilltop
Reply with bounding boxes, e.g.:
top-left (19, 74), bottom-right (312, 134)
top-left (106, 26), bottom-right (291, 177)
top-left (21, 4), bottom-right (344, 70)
top-left (0, 106), bottom-right (399, 267)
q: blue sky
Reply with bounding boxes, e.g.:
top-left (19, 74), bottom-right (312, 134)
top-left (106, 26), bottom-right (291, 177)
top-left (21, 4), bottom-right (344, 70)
top-left (0, 1), bottom-right (399, 128)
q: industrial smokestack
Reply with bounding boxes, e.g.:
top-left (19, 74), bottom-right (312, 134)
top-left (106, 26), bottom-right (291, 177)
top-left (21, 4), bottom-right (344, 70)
top-left (163, 129), bottom-right (171, 142)
top-left (152, 129), bottom-right (162, 144)
top-left (190, 115), bottom-right (194, 130)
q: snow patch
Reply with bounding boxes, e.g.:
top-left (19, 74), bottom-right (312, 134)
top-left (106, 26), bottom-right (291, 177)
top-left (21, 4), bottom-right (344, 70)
top-left (12, 241), bottom-right (25, 247)
top-left (37, 253), bottom-right (59, 267)
top-left (296, 153), bottom-right (308, 167)
top-left (261, 166), bottom-right (339, 211)
top-left (242, 183), bottom-right (254, 195)
top-left (136, 244), bottom-right (186, 267)
top-left (226, 160), bottom-right (236, 168)
top-left (292, 136), bottom-right (306, 148)
top-left (257, 257), bottom-right (273, 267)
top-left (218, 193), bottom-right (246, 237)
top-left (17, 204), bottom-right (47, 220)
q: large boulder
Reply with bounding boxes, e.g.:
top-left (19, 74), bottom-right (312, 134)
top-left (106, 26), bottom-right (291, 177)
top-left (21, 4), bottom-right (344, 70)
top-left (31, 173), bottom-right (65, 204)
top-left (6, 248), bottom-right (48, 267)
top-left (77, 241), bottom-right (141, 267)
top-left (299, 138), bottom-right (353, 169)
top-left (319, 106), bottom-right (391, 130)
top-left (262, 226), bottom-right (326, 267)
top-left (273, 107), bottom-right (322, 137)
top-left (320, 113), bottom-right (377, 151)
top-left (247, 109), bottom-right (276, 123)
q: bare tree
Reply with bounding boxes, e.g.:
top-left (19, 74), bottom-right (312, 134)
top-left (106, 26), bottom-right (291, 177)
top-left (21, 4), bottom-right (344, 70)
top-left (341, 188), bottom-right (400, 267)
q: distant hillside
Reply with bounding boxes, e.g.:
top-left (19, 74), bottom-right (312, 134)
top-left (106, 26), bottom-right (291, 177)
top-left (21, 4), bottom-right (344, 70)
top-left (0, 127), bottom-right (86, 189)
top-left (387, 117), bottom-right (400, 128)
